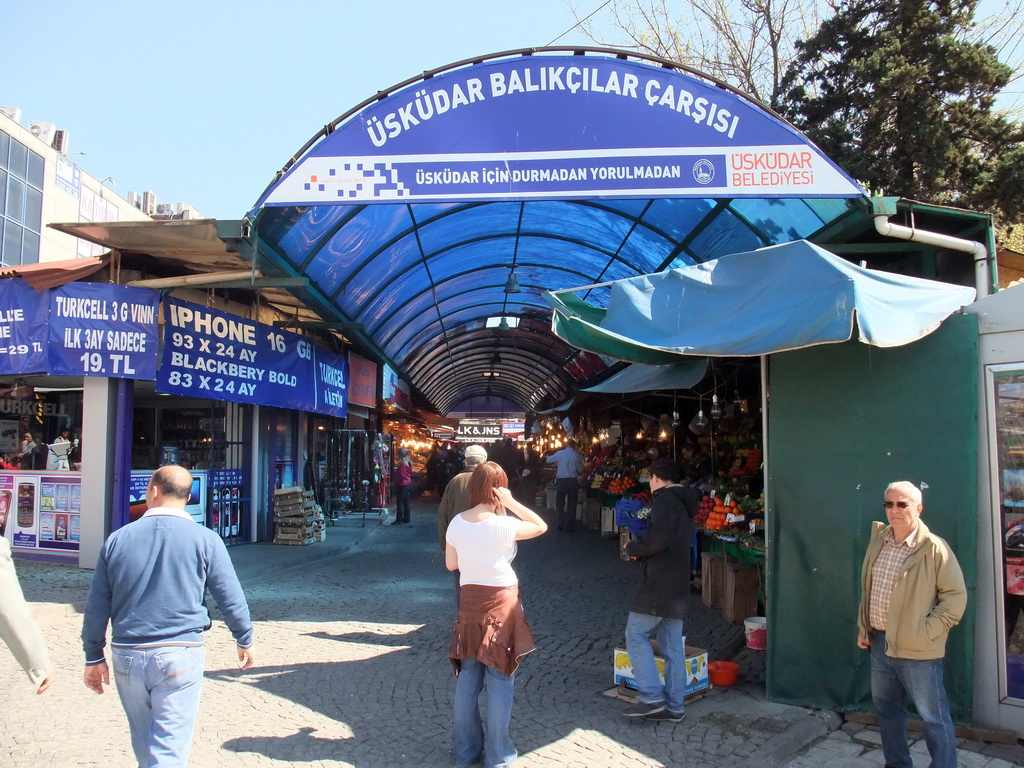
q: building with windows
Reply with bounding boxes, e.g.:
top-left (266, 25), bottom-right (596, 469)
top-left (0, 107), bottom-right (196, 266)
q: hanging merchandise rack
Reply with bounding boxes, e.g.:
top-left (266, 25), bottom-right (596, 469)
top-left (319, 429), bottom-right (393, 527)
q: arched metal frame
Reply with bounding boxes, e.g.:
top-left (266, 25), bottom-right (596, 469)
top-left (251, 48), bottom-right (864, 413)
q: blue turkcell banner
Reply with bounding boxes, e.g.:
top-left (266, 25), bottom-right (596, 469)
top-left (48, 283), bottom-right (160, 379)
top-left (256, 54), bottom-right (864, 207)
top-left (157, 297), bottom-right (347, 416)
top-left (313, 345), bottom-right (348, 418)
top-left (0, 279), bottom-right (49, 375)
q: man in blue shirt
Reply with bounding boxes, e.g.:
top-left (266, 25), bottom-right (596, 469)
top-left (546, 439), bottom-right (584, 532)
top-left (82, 464), bottom-right (255, 767)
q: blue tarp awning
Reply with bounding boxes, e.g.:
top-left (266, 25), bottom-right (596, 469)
top-left (544, 240), bottom-right (977, 363)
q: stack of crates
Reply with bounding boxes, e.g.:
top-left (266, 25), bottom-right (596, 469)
top-left (272, 487), bottom-right (325, 545)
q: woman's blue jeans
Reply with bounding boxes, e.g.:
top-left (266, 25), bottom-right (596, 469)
top-left (452, 656), bottom-right (517, 768)
top-left (869, 631), bottom-right (957, 768)
top-left (112, 645), bottom-right (204, 768)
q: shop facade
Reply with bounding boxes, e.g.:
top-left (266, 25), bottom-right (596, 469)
top-left (967, 286), bottom-right (1024, 734)
top-left (0, 268), bottom-right (398, 567)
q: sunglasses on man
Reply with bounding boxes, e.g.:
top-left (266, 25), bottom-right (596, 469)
top-left (883, 501), bottom-right (914, 509)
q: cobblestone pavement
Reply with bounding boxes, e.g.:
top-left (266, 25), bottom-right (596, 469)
top-left (4, 497), bottom-right (1023, 767)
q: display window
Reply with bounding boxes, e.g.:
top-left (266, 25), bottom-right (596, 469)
top-left (993, 367), bottom-right (1024, 701)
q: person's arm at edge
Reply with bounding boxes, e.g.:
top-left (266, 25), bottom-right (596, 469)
top-left (0, 540), bottom-right (53, 693)
top-left (438, 487), bottom-right (453, 554)
top-left (494, 487), bottom-right (547, 540)
top-left (927, 542), bottom-right (967, 636)
top-left (856, 526), bottom-right (881, 649)
top-left (82, 545), bottom-right (112, 693)
top-left (445, 541), bottom-right (459, 571)
top-left (204, 537), bottom-right (255, 670)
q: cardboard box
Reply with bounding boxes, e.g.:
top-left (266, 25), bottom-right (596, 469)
top-left (613, 645), bottom-right (710, 697)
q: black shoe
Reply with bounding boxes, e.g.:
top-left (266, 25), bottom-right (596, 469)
top-left (645, 709), bottom-right (685, 723)
top-left (623, 701), bottom-right (665, 717)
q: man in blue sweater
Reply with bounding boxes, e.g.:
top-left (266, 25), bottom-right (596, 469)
top-left (82, 464), bottom-right (255, 767)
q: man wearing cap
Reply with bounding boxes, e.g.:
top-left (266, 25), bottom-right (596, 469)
top-left (82, 464), bottom-right (255, 767)
top-left (438, 445), bottom-right (488, 601)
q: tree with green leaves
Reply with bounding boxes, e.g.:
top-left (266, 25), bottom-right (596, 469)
top-left (779, 0), bottom-right (1024, 221)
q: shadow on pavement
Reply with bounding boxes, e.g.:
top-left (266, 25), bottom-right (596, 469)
top-left (206, 498), bottom-right (786, 767)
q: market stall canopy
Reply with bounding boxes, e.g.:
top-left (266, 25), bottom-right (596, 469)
top-left (544, 240), bottom-right (976, 363)
top-left (0, 254), bottom-right (109, 290)
top-left (583, 360), bottom-right (708, 393)
top-left (248, 47), bottom-right (866, 414)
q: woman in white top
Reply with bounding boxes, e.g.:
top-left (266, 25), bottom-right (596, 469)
top-left (445, 461), bottom-right (547, 768)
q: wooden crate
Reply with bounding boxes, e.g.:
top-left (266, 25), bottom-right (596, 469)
top-left (272, 486), bottom-right (324, 545)
top-left (701, 552), bottom-right (725, 609)
top-left (721, 562), bottom-right (759, 623)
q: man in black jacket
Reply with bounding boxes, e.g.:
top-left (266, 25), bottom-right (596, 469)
top-left (621, 457), bottom-right (698, 723)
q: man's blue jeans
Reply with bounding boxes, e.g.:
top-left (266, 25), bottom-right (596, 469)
top-left (625, 611), bottom-right (686, 712)
top-left (869, 631), bottom-right (957, 768)
top-left (452, 656), bottom-right (517, 768)
top-left (112, 645), bottom-right (205, 768)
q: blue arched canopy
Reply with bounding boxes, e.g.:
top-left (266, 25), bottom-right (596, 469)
top-left (251, 48), bottom-right (865, 414)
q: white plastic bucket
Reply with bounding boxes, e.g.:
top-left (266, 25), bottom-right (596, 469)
top-left (744, 616), bottom-right (767, 650)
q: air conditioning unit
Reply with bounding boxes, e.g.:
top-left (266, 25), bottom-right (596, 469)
top-left (141, 191), bottom-right (157, 215)
top-left (154, 202), bottom-right (177, 216)
top-left (29, 121), bottom-right (57, 145)
top-left (178, 204), bottom-right (195, 220)
top-left (51, 129), bottom-right (69, 154)
top-left (127, 191), bottom-right (144, 210)
top-left (0, 106), bottom-right (21, 123)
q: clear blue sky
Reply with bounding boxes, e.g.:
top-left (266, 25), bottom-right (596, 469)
top-left (5, 1), bottom-right (597, 220)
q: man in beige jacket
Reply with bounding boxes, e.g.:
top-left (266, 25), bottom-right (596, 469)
top-left (857, 481), bottom-right (966, 768)
top-left (0, 537), bottom-right (54, 693)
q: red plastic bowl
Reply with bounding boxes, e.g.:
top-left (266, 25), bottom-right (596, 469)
top-left (708, 660), bottom-right (740, 686)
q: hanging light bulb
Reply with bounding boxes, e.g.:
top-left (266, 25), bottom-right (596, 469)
top-left (504, 272), bottom-right (521, 293)
top-left (671, 411), bottom-right (681, 427)
top-left (693, 410), bottom-right (709, 429)
top-left (659, 429), bottom-right (668, 441)
top-left (710, 394), bottom-right (722, 420)
top-left (497, 317), bottom-right (511, 332)
top-left (491, 351), bottom-right (502, 364)
top-left (635, 429), bottom-right (644, 440)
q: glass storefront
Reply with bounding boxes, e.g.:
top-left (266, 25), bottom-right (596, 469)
top-left (995, 367), bottom-right (1024, 700)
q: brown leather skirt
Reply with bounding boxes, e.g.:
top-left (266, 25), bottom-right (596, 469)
top-left (449, 583), bottom-right (535, 677)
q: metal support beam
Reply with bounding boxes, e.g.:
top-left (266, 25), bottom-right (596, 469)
top-left (271, 320), bottom-right (364, 330)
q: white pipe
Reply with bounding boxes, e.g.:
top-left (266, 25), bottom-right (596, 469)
top-left (873, 214), bottom-right (990, 298)
top-left (127, 270), bottom-right (261, 289)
